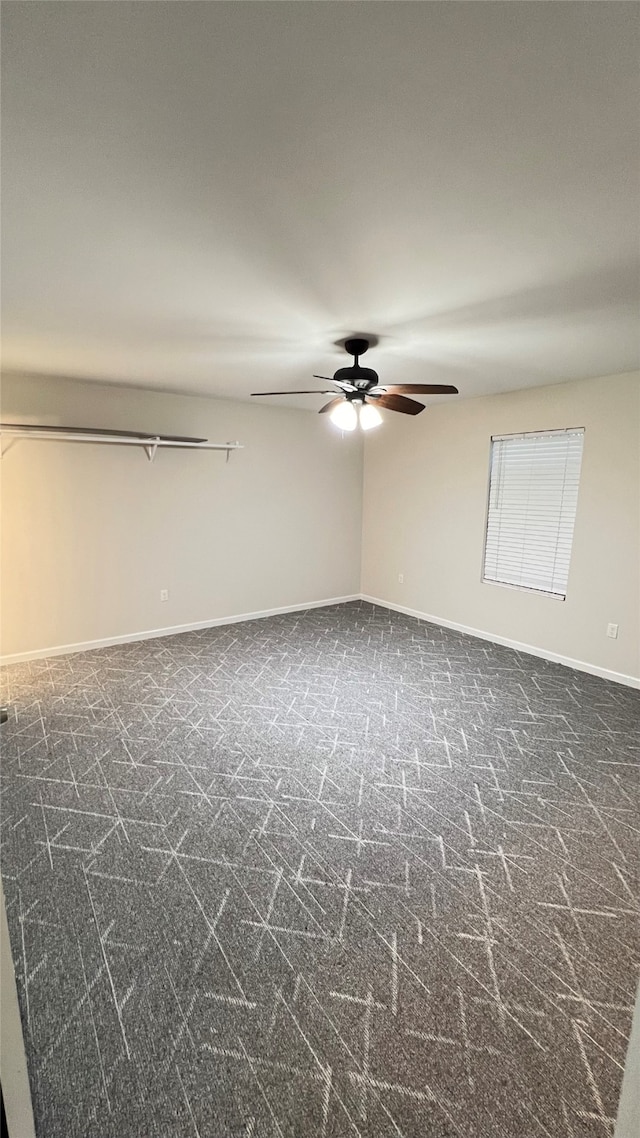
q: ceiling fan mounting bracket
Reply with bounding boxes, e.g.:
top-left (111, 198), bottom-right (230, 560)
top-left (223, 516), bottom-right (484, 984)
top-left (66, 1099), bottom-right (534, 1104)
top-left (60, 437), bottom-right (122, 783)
top-left (344, 337), bottom-right (370, 359)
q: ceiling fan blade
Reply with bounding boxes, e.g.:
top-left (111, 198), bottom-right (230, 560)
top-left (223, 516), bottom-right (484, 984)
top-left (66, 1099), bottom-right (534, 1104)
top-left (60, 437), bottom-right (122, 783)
top-left (319, 397), bottom-right (345, 414)
top-left (250, 390), bottom-right (335, 396)
top-left (313, 375), bottom-right (357, 391)
top-left (369, 384), bottom-right (459, 395)
top-left (369, 393), bottom-right (425, 415)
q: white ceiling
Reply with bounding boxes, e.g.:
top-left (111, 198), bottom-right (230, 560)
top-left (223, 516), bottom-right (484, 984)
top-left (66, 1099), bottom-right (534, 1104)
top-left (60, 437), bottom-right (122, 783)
top-left (2, 2), bottom-right (639, 409)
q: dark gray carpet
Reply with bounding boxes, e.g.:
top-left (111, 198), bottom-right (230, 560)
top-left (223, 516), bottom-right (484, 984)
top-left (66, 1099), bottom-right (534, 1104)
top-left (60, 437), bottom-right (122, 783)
top-left (1, 601), bottom-right (638, 1138)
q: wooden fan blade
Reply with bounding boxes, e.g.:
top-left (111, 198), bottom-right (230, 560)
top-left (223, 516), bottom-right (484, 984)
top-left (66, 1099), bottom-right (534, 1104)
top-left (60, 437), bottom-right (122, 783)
top-left (370, 393), bottom-right (425, 415)
top-left (250, 390), bottom-right (334, 396)
top-left (319, 398), bottom-right (345, 414)
top-left (369, 384), bottom-right (458, 395)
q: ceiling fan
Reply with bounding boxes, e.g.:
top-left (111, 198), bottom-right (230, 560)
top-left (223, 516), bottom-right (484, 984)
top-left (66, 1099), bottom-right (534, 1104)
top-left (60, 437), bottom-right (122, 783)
top-left (250, 338), bottom-right (458, 430)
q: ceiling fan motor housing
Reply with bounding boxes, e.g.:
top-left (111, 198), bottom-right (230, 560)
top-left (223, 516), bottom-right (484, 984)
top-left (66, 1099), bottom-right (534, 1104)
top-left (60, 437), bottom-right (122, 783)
top-left (333, 365), bottom-right (379, 394)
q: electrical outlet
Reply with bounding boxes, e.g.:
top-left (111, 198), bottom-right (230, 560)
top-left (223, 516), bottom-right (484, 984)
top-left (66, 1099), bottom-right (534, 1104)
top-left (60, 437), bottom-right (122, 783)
top-left (606, 623), bottom-right (618, 639)
top-left (398, 573), bottom-right (404, 584)
top-left (160, 589), bottom-right (169, 602)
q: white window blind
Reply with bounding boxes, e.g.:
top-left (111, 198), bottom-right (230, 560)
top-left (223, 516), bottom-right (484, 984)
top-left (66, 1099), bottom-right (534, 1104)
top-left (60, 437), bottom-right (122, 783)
top-left (483, 428), bottom-right (584, 598)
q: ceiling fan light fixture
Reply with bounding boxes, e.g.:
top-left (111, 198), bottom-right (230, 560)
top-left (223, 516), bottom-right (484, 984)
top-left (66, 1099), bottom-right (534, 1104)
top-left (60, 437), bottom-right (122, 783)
top-left (359, 402), bottom-right (383, 431)
top-left (329, 400), bottom-right (358, 431)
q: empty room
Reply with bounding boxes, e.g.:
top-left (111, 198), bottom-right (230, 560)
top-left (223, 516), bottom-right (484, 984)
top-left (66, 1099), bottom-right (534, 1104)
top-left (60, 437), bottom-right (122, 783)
top-left (1, 2), bottom-right (639, 1137)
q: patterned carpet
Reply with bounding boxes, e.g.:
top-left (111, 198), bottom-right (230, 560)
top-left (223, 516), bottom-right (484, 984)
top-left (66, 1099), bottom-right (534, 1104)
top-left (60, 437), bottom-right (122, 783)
top-left (1, 601), bottom-right (638, 1138)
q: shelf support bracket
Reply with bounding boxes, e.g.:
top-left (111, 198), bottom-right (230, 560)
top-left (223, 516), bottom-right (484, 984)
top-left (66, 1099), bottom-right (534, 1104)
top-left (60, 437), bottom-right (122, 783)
top-left (144, 438), bottom-right (160, 463)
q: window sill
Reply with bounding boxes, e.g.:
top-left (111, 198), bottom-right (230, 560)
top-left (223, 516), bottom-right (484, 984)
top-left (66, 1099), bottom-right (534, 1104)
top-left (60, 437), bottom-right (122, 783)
top-left (482, 577), bottom-right (566, 601)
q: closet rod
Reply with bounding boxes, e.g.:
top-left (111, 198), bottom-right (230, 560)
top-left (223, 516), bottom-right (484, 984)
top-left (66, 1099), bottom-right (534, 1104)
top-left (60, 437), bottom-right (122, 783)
top-left (0, 426), bottom-right (243, 462)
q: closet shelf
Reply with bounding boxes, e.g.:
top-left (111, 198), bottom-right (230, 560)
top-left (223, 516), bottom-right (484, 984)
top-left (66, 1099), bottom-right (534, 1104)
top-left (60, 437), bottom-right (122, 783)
top-left (0, 424), bottom-right (243, 462)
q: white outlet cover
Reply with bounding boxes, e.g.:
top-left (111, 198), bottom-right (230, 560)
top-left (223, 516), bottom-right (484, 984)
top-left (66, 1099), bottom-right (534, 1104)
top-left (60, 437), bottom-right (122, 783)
top-left (607, 623), bottom-right (618, 638)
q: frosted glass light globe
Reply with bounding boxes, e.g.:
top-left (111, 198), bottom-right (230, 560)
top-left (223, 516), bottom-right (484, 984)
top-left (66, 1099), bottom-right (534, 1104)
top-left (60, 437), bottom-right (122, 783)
top-left (359, 402), bottom-right (383, 430)
top-left (329, 400), bottom-right (358, 431)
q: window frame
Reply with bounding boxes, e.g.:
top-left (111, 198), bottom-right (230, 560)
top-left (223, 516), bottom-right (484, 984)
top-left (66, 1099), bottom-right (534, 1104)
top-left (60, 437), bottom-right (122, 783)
top-left (480, 426), bottom-right (585, 601)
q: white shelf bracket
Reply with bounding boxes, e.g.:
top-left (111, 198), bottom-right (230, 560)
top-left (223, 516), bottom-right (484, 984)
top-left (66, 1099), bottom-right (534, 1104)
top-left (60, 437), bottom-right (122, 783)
top-left (144, 438), bottom-right (160, 463)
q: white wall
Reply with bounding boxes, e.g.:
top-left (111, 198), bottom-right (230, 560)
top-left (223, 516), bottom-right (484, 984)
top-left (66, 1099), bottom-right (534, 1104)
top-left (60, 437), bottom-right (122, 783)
top-left (0, 374), bottom-right (363, 658)
top-left (361, 373), bottom-right (640, 684)
top-left (3, 372), bottom-right (639, 684)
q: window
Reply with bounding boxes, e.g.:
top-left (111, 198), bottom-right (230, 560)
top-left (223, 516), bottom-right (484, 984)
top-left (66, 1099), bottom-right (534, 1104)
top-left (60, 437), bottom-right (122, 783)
top-left (483, 428), bottom-right (584, 599)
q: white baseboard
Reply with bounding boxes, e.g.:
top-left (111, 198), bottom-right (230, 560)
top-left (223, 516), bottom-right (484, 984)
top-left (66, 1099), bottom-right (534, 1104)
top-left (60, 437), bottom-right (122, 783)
top-left (0, 595), bottom-right (361, 665)
top-left (360, 594), bottom-right (640, 690)
top-left (4, 593), bottom-right (638, 689)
